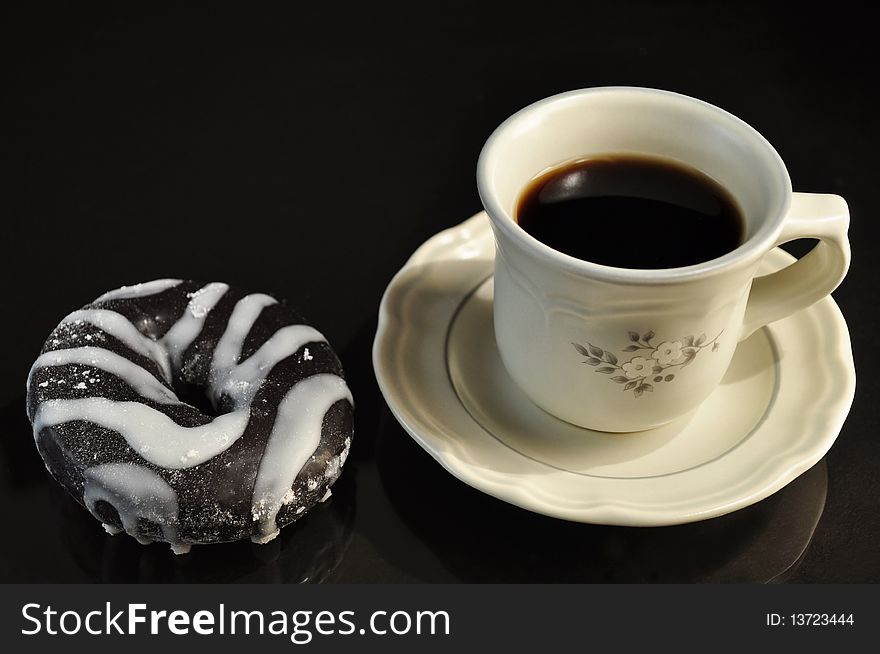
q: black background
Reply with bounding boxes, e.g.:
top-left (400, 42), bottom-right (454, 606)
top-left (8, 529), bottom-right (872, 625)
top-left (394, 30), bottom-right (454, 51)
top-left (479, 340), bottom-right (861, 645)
top-left (0, 1), bottom-right (876, 582)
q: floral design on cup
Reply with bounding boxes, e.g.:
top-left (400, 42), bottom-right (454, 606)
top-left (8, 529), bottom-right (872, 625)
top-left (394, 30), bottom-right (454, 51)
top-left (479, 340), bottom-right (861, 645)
top-left (572, 330), bottom-right (722, 398)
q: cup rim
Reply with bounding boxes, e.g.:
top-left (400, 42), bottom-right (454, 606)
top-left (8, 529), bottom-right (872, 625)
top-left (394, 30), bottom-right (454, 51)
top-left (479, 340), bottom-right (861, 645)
top-left (476, 87), bottom-right (793, 284)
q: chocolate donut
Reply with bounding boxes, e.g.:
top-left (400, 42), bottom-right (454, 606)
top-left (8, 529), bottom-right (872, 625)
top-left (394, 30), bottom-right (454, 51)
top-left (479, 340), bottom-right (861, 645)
top-left (26, 279), bottom-right (353, 554)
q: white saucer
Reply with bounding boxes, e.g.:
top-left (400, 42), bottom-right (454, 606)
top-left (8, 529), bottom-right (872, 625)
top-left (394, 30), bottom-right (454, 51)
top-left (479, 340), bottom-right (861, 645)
top-left (373, 213), bottom-right (855, 526)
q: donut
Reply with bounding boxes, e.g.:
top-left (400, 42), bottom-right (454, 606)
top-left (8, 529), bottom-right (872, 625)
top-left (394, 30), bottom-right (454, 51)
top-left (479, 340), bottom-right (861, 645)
top-left (25, 279), bottom-right (353, 554)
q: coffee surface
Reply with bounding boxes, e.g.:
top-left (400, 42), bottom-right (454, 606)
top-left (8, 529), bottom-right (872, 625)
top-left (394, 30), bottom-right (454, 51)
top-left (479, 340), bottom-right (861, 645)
top-left (516, 155), bottom-right (744, 269)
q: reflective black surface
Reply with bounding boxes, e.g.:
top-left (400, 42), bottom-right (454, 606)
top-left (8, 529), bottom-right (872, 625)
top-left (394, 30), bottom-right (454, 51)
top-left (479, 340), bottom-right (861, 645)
top-left (0, 382), bottom-right (833, 583)
top-left (1, 1), bottom-right (877, 582)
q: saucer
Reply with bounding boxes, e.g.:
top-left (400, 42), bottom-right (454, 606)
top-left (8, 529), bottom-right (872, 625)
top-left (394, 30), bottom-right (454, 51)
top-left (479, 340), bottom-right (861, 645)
top-left (373, 212), bottom-right (855, 526)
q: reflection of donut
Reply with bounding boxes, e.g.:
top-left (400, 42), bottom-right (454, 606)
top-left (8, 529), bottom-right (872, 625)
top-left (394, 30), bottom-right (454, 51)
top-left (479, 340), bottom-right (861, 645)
top-left (26, 279), bottom-right (353, 554)
top-left (54, 466), bottom-right (357, 583)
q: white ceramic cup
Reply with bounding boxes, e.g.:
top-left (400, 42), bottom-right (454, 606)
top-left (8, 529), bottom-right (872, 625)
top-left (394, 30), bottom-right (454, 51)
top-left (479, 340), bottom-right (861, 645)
top-left (477, 87), bottom-right (850, 432)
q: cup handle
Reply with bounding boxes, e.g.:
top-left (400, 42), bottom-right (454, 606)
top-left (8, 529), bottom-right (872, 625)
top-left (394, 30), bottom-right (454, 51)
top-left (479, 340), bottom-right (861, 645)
top-left (739, 192), bottom-right (850, 341)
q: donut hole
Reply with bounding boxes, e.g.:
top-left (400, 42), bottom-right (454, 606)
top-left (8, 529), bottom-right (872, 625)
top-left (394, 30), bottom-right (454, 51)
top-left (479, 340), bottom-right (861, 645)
top-left (93, 499), bottom-right (124, 531)
top-left (173, 379), bottom-right (222, 417)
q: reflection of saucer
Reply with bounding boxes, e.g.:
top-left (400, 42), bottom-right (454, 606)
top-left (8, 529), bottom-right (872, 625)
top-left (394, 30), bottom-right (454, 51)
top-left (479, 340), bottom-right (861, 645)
top-left (376, 422), bottom-right (828, 582)
top-left (373, 212), bottom-right (855, 526)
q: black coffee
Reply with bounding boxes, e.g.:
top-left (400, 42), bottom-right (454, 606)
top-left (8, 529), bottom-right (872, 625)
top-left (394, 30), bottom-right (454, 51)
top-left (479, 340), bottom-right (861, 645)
top-left (516, 155), bottom-right (745, 269)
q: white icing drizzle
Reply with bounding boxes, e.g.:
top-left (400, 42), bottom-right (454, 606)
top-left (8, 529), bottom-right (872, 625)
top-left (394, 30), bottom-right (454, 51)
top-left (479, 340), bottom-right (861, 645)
top-left (94, 279), bottom-right (183, 303)
top-left (61, 309), bottom-right (173, 383)
top-left (211, 324), bottom-right (327, 407)
top-left (209, 293), bottom-right (278, 386)
top-left (83, 462), bottom-right (189, 554)
top-left (250, 374), bottom-right (352, 542)
top-left (27, 347), bottom-right (178, 404)
top-left (160, 282), bottom-right (229, 368)
top-left (34, 398), bottom-right (250, 468)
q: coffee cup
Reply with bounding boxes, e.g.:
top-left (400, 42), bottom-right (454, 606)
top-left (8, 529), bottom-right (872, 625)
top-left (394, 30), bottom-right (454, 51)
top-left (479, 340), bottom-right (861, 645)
top-left (477, 87), bottom-right (850, 431)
